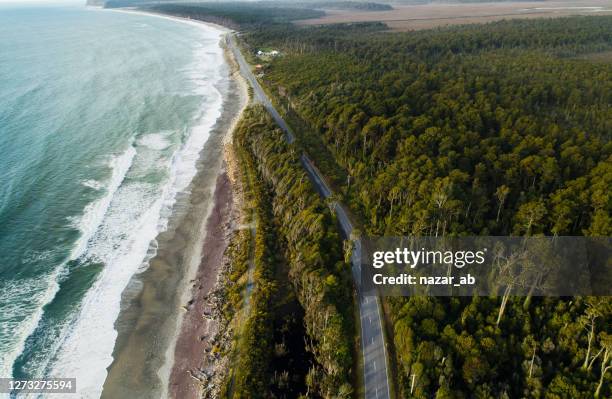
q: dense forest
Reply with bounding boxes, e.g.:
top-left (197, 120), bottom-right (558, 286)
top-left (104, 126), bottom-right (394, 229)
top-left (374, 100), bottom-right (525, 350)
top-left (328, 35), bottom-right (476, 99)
top-left (238, 16), bottom-right (612, 397)
top-left (225, 105), bottom-right (355, 398)
top-left (145, 2), bottom-right (612, 396)
top-left (143, 2), bottom-right (324, 28)
top-left (244, 16), bottom-right (612, 238)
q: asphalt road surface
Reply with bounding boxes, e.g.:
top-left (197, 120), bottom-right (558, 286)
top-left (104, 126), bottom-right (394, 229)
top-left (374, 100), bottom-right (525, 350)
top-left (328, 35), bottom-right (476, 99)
top-left (227, 34), bottom-right (391, 399)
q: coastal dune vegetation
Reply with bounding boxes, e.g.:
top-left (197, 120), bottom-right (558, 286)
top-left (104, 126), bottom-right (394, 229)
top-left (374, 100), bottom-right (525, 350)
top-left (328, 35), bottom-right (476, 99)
top-left (223, 105), bottom-right (355, 398)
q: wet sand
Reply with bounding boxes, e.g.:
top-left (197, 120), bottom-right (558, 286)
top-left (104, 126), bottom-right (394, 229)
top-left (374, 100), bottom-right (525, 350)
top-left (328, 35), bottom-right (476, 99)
top-left (167, 171), bottom-right (232, 399)
top-left (100, 16), bottom-right (248, 398)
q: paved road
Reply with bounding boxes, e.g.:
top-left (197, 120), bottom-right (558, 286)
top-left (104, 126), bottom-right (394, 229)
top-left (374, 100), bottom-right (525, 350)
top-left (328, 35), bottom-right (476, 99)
top-left (227, 34), bottom-right (391, 399)
top-left (227, 35), bottom-right (295, 144)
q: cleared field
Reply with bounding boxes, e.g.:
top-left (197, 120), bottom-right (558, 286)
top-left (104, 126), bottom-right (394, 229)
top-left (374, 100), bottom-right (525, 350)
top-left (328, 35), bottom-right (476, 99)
top-left (295, 1), bottom-right (612, 31)
top-left (579, 50), bottom-right (612, 62)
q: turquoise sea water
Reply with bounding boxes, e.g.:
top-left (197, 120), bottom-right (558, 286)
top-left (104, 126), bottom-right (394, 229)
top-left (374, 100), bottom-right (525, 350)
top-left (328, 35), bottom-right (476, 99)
top-left (0, 5), bottom-right (226, 396)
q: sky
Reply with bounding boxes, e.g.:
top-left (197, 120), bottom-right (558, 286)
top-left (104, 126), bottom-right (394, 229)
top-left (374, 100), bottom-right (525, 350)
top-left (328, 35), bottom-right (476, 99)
top-left (0, 0), bottom-right (82, 3)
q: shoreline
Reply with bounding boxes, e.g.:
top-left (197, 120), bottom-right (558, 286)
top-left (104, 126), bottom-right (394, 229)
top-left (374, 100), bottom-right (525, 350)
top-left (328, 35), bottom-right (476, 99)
top-left (109, 7), bottom-right (232, 34)
top-left (99, 8), bottom-right (249, 399)
top-left (167, 30), bottom-right (250, 399)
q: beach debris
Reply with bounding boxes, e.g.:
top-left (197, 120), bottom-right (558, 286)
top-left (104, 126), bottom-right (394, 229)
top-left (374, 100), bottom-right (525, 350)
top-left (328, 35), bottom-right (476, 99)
top-left (188, 369), bottom-right (208, 384)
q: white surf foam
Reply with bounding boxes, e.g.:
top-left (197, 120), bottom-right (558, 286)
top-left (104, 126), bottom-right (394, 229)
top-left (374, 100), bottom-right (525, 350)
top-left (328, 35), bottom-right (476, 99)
top-left (137, 131), bottom-right (172, 151)
top-left (82, 180), bottom-right (104, 191)
top-left (47, 22), bottom-right (227, 398)
top-left (71, 147), bottom-right (137, 258)
top-left (0, 147), bottom-right (135, 383)
top-left (0, 273), bottom-right (59, 382)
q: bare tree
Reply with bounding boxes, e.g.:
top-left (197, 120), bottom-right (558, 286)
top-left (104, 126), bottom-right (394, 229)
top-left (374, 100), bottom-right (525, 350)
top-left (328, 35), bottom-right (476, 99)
top-left (491, 243), bottom-right (524, 325)
top-left (595, 333), bottom-right (612, 399)
top-left (581, 301), bottom-right (602, 370)
top-left (495, 185), bottom-right (510, 223)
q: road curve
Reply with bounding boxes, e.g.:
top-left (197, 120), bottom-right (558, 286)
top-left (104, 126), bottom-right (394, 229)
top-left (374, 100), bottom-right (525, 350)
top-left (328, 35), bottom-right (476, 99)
top-left (227, 33), bottom-right (391, 399)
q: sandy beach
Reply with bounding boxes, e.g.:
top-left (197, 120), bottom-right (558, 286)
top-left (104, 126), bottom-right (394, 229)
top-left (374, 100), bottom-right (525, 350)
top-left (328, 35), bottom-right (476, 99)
top-left (166, 170), bottom-right (232, 399)
top-left (167, 39), bottom-right (249, 399)
top-left (99, 9), bottom-right (248, 399)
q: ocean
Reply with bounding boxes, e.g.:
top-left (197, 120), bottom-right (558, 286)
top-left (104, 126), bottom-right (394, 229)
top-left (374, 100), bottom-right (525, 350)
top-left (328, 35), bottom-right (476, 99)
top-left (0, 4), bottom-right (227, 397)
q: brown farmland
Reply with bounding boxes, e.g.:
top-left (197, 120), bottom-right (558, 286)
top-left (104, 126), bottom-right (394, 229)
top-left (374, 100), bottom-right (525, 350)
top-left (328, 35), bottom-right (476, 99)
top-left (295, 1), bottom-right (612, 31)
